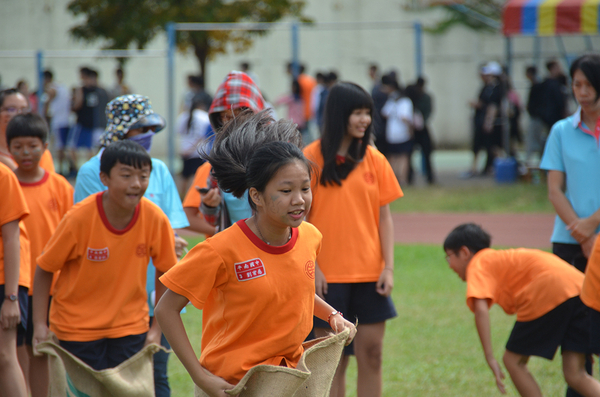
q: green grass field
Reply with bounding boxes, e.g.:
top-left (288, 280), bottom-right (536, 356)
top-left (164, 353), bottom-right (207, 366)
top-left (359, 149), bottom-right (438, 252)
top-left (167, 240), bottom-right (567, 396)
top-left (391, 182), bottom-right (553, 214)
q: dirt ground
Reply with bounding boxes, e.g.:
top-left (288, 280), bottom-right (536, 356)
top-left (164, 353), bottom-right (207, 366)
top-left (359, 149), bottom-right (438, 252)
top-left (392, 213), bottom-right (555, 249)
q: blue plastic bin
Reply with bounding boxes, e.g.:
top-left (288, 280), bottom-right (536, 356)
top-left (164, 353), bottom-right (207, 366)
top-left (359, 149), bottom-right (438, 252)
top-left (494, 157), bottom-right (518, 184)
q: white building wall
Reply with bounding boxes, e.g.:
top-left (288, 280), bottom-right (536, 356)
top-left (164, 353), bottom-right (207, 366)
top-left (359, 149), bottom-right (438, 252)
top-left (1, 0), bottom-right (596, 157)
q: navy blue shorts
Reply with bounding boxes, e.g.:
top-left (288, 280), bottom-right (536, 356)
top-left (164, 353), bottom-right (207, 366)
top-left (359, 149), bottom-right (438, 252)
top-left (53, 126), bottom-right (70, 149)
top-left (68, 125), bottom-right (94, 149)
top-left (59, 333), bottom-right (147, 370)
top-left (506, 297), bottom-right (594, 360)
top-left (25, 295), bottom-right (51, 346)
top-left (313, 282), bottom-right (396, 355)
top-left (386, 140), bottom-right (414, 155)
top-left (0, 285), bottom-right (28, 346)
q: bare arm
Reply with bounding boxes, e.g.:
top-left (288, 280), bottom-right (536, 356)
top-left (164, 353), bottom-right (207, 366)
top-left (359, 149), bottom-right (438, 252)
top-left (548, 170), bottom-right (600, 254)
top-left (473, 298), bottom-right (506, 394)
top-left (313, 294), bottom-right (356, 343)
top-left (483, 104), bottom-right (498, 133)
top-left (72, 87), bottom-right (83, 111)
top-left (32, 266), bottom-right (53, 347)
top-left (376, 204), bottom-right (394, 297)
top-left (146, 271), bottom-right (166, 346)
top-left (1, 220), bottom-right (21, 329)
top-left (183, 207), bottom-right (216, 235)
top-left (155, 289), bottom-right (236, 397)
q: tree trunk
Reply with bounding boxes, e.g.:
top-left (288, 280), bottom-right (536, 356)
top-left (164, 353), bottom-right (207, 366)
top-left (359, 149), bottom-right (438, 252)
top-left (193, 39), bottom-right (209, 82)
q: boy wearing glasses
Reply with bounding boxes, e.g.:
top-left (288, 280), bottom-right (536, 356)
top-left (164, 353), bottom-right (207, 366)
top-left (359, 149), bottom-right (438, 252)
top-left (0, 88), bottom-right (55, 173)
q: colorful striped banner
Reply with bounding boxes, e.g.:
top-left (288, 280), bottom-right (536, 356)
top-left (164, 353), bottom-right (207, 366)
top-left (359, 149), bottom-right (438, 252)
top-left (503, 0), bottom-right (600, 36)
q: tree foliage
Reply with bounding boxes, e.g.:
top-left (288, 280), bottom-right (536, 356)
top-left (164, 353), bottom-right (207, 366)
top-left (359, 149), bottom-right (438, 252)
top-left (414, 1), bottom-right (503, 34)
top-left (67, 0), bottom-right (310, 75)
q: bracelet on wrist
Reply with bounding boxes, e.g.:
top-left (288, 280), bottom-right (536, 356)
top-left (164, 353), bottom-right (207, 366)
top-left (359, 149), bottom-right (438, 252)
top-left (328, 310), bottom-right (343, 328)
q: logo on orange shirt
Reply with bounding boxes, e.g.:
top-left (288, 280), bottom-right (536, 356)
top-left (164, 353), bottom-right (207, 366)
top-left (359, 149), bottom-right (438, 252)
top-left (48, 198), bottom-right (58, 211)
top-left (305, 260), bottom-right (315, 279)
top-left (234, 258), bottom-right (266, 282)
top-left (364, 172), bottom-right (375, 185)
top-left (136, 244), bottom-right (147, 257)
top-left (87, 247), bottom-right (109, 261)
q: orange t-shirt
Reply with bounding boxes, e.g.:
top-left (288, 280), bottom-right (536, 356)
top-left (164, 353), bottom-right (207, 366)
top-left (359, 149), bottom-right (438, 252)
top-left (581, 236), bottom-right (600, 311)
top-left (298, 74), bottom-right (316, 120)
top-left (466, 248), bottom-right (583, 322)
top-left (182, 162), bottom-right (212, 209)
top-left (20, 171), bottom-right (73, 295)
top-left (0, 163), bottom-right (30, 288)
top-left (303, 141), bottom-right (403, 283)
top-left (160, 220), bottom-right (322, 384)
top-left (0, 149), bottom-right (55, 173)
top-left (37, 192), bottom-right (177, 341)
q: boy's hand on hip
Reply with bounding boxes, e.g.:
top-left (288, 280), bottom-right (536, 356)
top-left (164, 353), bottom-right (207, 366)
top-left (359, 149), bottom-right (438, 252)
top-left (0, 300), bottom-right (20, 329)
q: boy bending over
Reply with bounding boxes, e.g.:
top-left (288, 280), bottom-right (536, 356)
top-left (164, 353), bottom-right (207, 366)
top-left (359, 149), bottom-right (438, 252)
top-left (443, 223), bottom-right (600, 397)
top-left (32, 140), bottom-right (177, 371)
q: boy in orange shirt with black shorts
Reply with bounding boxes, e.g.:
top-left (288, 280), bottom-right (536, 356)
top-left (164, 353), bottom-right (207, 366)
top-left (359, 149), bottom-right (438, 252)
top-left (444, 223), bottom-right (600, 397)
top-left (32, 140), bottom-right (177, 371)
top-left (7, 113), bottom-right (73, 396)
top-left (0, 161), bottom-right (30, 397)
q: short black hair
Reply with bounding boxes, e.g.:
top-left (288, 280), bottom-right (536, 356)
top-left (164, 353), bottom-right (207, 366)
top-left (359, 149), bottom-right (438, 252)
top-left (6, 113), bottom-right (48, 146)
top-left (570, 54), bottom-right (600, 102)
top-left (443, 223), bottom-right (491, 254)
top-left (100, 140), bottom-right (153, 175)
top-left (525, 65), bottom-right (537, 76)
top-left (0, 88), bottom-right (21, 108)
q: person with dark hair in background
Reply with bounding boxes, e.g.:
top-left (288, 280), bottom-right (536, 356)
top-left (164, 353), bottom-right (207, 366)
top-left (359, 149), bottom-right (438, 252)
top-left (539, 60), bottom-right (568, 131)
top-left (525, 66), bottom-right (546, 162)
top-left (406, 77), bottom-right (435, 185)
top-left (110, 68), bottom-right (132, 99)
top-left (370, 65), bottom-right (389, 154)
top-left (176, 93), bottom-right (212, 197)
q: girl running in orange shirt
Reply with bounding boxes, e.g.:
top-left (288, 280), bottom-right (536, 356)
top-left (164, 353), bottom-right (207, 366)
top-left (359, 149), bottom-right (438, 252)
top-left (303, 82), bottom-right (403, 397)
top-left (155, 111), bottom-right (356, 397)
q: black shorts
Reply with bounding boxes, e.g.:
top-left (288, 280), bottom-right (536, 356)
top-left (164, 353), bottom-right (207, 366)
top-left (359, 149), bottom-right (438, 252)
top-left (587, 308), bottom-right (600, 353)
top-left (506, 297), bottom-right (593, 360)
top-left (314, 282), bottom-right (396, 327)
top-left (386, 140), bottom-right (413, 155)
top-left (313, 282), bottom-right (396, 355)
top-left (25, 295), bottom-right (51, 346)
top-left (59, 333), bottom-right (147, 370)
top-left (181, 157), bottom-right (205, 178)
top-left (0, 285), bottom-right (29, 346)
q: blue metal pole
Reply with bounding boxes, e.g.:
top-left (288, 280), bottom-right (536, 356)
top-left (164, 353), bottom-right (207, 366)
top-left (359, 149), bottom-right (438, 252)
top-left (414, 22), bottom-right (423, 77)
top-left (291, 22), bottom-right (299, 78)
top-left (36, 50), bottom-right (44, 114)
top-left (166, 22), bottom-right (176, 176)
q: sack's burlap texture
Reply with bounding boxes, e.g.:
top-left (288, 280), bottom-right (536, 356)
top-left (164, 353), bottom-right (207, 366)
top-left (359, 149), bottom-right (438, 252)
top-left (36, 334), bottom-right (166, 397)
top-left (195, 329), bottom-right (350, 397)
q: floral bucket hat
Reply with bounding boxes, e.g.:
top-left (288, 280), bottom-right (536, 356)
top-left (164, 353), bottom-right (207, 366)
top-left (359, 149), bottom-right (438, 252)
top-left (100, 94), bottom-right (166, 147)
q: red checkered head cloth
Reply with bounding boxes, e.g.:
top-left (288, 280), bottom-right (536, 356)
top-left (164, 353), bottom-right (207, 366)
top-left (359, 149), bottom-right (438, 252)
top-left (208, 71), bottom-right (265, 131)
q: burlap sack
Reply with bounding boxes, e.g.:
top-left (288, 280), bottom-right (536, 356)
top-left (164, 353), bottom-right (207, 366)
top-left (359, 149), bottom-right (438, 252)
top-left (36, 334), bottom-right (167, 397)
top-left (195, 329), bottom-right (350, 397)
